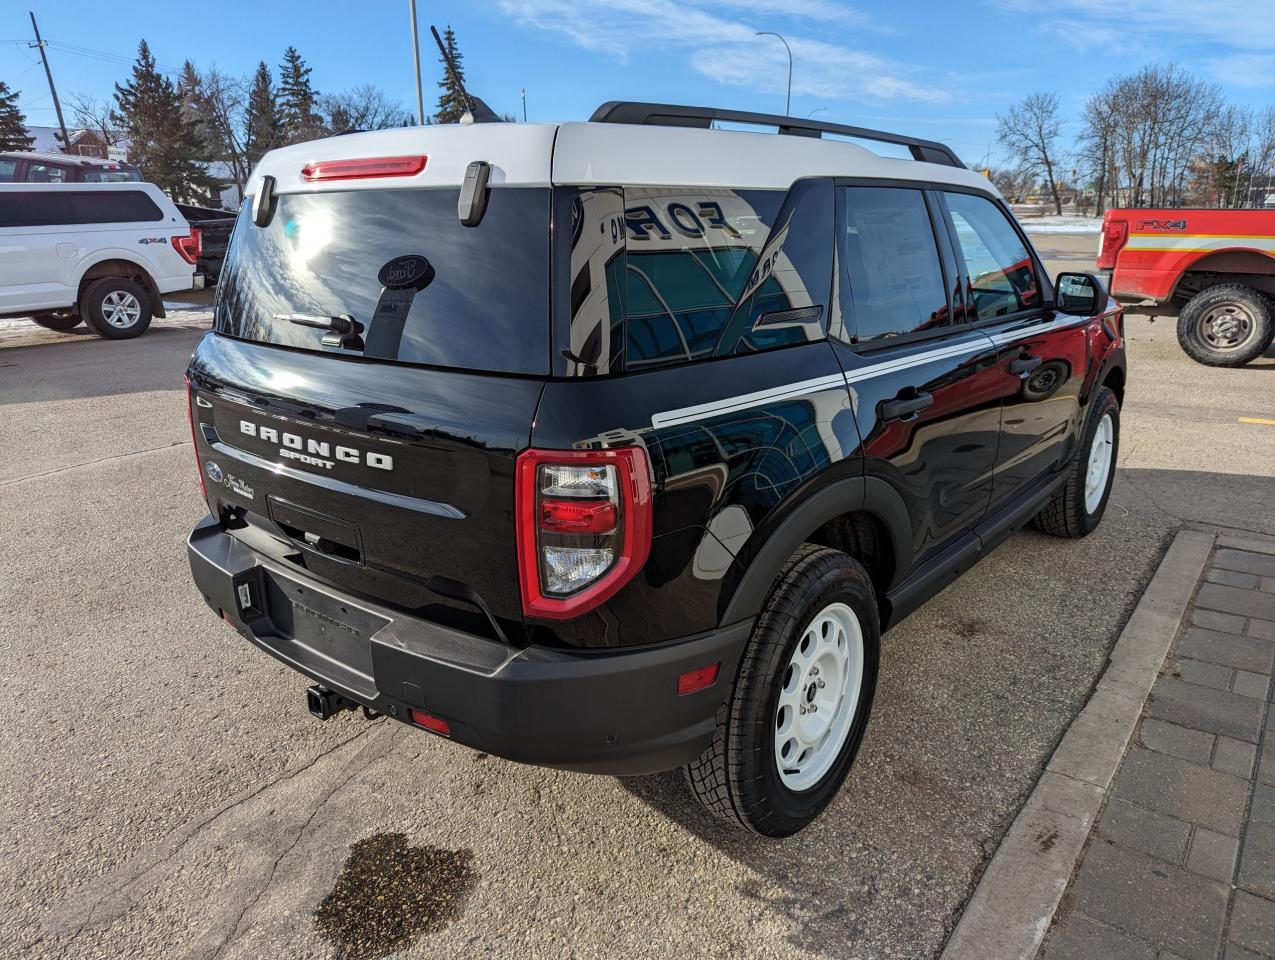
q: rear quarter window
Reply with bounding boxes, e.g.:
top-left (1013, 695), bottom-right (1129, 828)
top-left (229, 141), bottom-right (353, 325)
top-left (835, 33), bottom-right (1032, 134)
top-left (0, 190), bottom-right (165, 228)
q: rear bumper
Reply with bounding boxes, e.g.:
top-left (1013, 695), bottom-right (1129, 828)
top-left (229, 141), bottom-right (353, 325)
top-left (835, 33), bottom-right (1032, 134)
top-left (187, 516), bottom-right (750, 775)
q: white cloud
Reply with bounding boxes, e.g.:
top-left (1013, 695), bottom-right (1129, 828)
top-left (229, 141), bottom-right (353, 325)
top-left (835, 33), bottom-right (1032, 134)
top-left (496, 0), bottom-right (947, 102)
top-left (1207, 52), bottom-right (1275, 90)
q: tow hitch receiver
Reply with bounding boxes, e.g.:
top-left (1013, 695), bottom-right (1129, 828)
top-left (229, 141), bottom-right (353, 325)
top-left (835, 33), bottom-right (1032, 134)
top-left (307, 684), bottom-right (357, 720)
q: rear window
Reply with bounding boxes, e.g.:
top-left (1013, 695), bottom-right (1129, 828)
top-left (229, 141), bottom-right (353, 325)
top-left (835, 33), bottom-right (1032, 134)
top-left (215, 187), bottom-right (550, 375)
top-left (0, 189), bottom-right (164, 227)
top-left (81, 168), bottom-right (144, 183)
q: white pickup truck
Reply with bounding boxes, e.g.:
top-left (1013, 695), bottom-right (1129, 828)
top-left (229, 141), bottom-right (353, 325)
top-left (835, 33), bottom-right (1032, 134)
top-left (0, 181), bottom-right (203, 339)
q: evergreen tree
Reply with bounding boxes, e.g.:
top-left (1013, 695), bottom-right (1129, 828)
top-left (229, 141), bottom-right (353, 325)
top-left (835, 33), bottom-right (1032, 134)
top-left (278, 46), bottom-right (321, 143)
top-left (0, 81), bottom-right (34, 151)
top-left (112, 41), bottom-right (214, 202)
top-left (434, 26), bottom-right (467, 124)
top-left (244, 61), bottom-right (282, 166)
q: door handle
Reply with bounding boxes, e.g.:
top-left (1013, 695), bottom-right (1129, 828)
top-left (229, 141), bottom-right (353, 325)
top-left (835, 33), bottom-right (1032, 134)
top-left (881, 391), bottom-right (934, 422)
top-left (1008, 355), bottom-right (1043, 375)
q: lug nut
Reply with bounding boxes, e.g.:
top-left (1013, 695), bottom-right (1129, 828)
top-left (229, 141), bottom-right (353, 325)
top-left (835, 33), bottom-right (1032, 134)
top-left (799, 705), bottom-right (807, 715)
top-left (810, 666), bottom-right (819, 676)
top-left (817, 678), bottom-right (826, 688)
top-left (809, 704), bottom-right (817, 713)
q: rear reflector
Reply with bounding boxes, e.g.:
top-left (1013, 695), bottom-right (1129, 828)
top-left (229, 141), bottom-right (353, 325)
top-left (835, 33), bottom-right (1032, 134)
top-left (409, 708), bottom-right (451, 736)
top-left (185, 377), bottom-right (206, 499)
top-left (301, 155), bottom-right (428, 182)
top-left (677, 663), bottom-right (720, 696)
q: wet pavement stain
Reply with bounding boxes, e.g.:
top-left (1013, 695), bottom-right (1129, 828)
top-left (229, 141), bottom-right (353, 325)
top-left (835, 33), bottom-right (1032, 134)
top-left (314, 832), bottom-right (477, 960)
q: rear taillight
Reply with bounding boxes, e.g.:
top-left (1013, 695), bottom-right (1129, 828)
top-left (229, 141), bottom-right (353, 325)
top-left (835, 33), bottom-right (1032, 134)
top-left (515, 447), bottom-right (653, 619)
top-left (300, 155), bottom-right (428, 182)
top-left (185, 377), bottom-right (205, 499)
top-left (172, 229), bottom-right (201, 265)
top-left (1096, 217), bottom-right (1128, 269)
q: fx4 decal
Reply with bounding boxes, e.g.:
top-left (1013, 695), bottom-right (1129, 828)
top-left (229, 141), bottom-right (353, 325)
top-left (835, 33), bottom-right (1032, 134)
top-left (1135, 219), bottom-right (1187, 232)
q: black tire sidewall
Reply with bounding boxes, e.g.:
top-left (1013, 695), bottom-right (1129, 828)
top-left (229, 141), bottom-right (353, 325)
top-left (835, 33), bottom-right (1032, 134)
top-left (732, 552), bottom-right (880, 836)
top-left (1177, 285), bottom-right (1273, 367)
top-left (81, 278), bottom-right (153, 340)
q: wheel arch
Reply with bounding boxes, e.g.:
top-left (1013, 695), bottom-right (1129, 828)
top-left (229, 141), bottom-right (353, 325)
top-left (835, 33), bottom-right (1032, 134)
top-left (720, 476), bottom-right (913, 627)
top-left (1169, 250), bottom-right (1275, 307)
top-left (76, 255), bottom-right (166, 318)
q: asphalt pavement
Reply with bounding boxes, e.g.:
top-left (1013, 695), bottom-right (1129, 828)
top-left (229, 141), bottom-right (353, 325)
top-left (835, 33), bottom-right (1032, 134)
top-left (2, 238), bottom-right (1273, 959)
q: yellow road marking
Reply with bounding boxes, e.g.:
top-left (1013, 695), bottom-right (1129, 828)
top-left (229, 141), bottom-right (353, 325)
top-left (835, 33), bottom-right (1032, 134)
top-left (1238, 417), bottom-right (1275, 426)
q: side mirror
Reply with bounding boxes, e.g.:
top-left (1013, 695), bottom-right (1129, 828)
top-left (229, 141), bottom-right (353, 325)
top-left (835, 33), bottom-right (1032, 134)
top-left (1054, 271), bottom-right (1107, 317)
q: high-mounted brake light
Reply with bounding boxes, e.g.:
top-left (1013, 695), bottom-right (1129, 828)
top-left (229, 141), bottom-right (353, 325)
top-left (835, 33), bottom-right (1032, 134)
top-left (171, 228), bottom-right (202, 265)
top-left (300, 155), bottom-right (428, 183)
top-left (515, 447), bottom-right (653, 620)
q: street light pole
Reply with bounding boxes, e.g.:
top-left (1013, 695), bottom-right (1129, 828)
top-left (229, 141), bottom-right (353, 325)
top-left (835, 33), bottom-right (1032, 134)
top-left (755, 31), bottom-right (792, 116)
top-left (409, 0), bottom-right (425, 125)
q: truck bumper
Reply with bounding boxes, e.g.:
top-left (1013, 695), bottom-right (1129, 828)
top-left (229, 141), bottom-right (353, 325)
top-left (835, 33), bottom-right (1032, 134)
top-left (187, 516), bottom-right (750, 775)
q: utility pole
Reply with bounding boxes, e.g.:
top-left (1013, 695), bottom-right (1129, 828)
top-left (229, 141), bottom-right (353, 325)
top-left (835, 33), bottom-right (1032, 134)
top-left (521, 88), bottom-right (526, 122)
top-left (408, 0), bottom-right (425, 125)
top-left (755, 31), bottom-right (792, 116)
top-left (28, 11), bottom-right (69, 150)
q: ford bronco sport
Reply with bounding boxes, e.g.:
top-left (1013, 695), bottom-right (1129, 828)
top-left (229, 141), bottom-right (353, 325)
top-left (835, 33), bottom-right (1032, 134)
top-left (185, 102), bottom-right (1126, 836)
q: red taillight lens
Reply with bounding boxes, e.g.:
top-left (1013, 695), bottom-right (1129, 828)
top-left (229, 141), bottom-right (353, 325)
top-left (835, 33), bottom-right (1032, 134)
top-left (185, 377), bottom-right (206, 499)
top-left (677, 663), bottom-right (720, 696)
top-left (1096, 217), bottom-right (1128, 269)
top-left (171, 229), bottom-right (201, 264)
top-left (300, 155), bottom-right (428, 182)
top-left (409, 708), bottom-right (451, 736)
top-left (515, 447), bottom-right (653, 620)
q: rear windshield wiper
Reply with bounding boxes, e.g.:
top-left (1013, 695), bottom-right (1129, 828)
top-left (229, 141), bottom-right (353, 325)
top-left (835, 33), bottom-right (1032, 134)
top-left (274, 313), bottom-right (364, 350)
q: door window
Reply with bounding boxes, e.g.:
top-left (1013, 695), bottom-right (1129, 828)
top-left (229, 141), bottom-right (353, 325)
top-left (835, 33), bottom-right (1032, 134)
top-left (839, 187), bottom-right (949, 344)
top-left (26, 162), bottom-right (69, 183)
top-left (944, 192), bottom-right (1042, 321)
top-left (0, 159), bottom-right (16, 182)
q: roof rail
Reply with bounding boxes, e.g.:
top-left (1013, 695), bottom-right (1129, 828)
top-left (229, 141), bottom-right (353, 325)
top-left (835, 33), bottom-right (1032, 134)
top-left (589, 101), bottom-right (964, 168)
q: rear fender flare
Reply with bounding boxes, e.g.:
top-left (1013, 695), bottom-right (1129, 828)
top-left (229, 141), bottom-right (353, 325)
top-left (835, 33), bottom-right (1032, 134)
top-left (719, 476), bottom-right (913, 625)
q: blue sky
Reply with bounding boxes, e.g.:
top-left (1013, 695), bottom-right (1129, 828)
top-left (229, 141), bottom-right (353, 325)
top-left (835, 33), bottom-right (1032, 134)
top-left (4, 0), bottom-right (1272, 168)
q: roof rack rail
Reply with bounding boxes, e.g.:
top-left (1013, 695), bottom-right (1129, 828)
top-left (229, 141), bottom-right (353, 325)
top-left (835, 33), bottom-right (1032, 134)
top-left (589, 101), bottom-right (964, 168)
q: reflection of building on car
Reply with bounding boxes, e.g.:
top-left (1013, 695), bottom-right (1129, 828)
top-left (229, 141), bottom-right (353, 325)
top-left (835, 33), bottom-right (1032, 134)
top-left (184, 101), bottom-right (1126, 837)
top-left (1097, 207), bottom-right (1275, 366)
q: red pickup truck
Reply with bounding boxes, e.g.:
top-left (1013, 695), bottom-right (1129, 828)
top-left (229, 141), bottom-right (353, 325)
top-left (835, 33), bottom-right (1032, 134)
top-left (1096, 208), bottom-right (1274, 366)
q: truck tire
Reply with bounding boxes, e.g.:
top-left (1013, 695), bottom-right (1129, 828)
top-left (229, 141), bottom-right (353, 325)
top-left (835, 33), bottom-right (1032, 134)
top-left (684, 544), bottom-right (879, 837)
top-left (1176, 284), bottom-right (1273, 367)
top-left (31, 312), bottom-right (82, 331)
top-left (1033, 386), bottom-right (1120, 539)
top-left (80, 277), bottom-right (154, 340)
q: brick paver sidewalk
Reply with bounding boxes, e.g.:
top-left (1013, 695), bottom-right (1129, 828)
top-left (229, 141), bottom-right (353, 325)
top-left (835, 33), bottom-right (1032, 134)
top-left (1043, 545), bottom-right (1275, 960)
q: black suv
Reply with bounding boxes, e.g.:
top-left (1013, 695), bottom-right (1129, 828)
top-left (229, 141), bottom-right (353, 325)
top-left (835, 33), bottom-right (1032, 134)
top-left (185, 103), bottom-right (1126, 835)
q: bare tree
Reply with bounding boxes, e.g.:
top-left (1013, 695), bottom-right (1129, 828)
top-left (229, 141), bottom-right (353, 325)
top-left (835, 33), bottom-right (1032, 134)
top-left (997, 91), bottom-right (1065, 215)
top-left (66, 92), bottom-right (129, 152)
top-left (320, 85), bottom-right (411, 132)
top-left (188, 67), bottom-right (252, 197)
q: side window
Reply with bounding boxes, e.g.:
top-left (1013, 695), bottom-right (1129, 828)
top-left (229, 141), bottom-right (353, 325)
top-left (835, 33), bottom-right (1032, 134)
top-left (622, 181), bottom-right (832, 371)
top-left (26, 162), bottom-right (68, 183)
top-left (0, 159), bottom-right (16, 182)
top-left (839, 186), bottom-right (949, 344)
top-left (0, 190), bottom-right (162, 227)
top-left (944, 192), bottom-right (1042, 321)
top-left (0, 192), bottom-right (73, 227)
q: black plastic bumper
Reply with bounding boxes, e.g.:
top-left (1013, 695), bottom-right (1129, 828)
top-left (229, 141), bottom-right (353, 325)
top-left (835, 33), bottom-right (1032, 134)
top-left (187, 516), bottom-right (751, 775)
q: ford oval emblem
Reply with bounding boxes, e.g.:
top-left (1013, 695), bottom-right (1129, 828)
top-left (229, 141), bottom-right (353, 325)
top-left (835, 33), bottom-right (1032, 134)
top-left (377, 255), bottom-right (435, 291)
top-left (205, 460), bottom-right (224, 484)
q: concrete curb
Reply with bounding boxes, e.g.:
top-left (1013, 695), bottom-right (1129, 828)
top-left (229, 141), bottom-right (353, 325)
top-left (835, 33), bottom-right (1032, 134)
top-left (940, 528), bottom-right (1217, 960)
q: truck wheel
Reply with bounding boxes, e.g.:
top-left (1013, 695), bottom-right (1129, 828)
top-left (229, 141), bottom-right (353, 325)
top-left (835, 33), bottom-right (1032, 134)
top-left (1033, 386), bottom-right (1120, 539)
top-left (80, 277), bottom-right (153, 340)
top-left (31, 312), bottom-right (82, 331)
top-left (684, 544), bottom-right (879, 837)
top-left (1176, 284), bottom-right (1273, 367)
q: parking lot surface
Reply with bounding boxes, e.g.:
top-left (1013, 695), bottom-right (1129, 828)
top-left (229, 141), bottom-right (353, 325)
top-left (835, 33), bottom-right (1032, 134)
top-left (2, 246), bottom-right (1273, 958)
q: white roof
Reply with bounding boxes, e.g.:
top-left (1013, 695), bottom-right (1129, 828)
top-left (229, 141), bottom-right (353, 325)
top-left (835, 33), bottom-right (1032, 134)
top-left (249, 118), bottom-right (996, 197)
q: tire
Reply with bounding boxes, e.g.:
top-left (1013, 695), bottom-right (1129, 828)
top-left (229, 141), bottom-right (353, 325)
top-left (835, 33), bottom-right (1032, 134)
top-left (79, 277), bottom-right (153, 340)
top-left (684, 544), bottom-right (880, 837)
top-left (30, 312), bottom-right (82, 331)
top-left (1033, 386), bottom-right (1120, 539)
top-left (1176, 284), bottom-right (1273, 367)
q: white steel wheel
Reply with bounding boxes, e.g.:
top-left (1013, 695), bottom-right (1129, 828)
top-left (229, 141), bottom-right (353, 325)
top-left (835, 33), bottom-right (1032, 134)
top-left (101, 290), bottom-right (143, 329)
top-left (774, 601), bottom-right (864, 792)
top-left (1084, 412), bottom-right (1114, 514)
